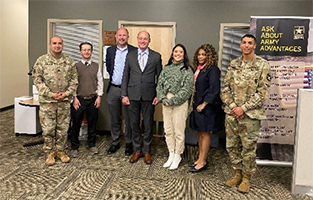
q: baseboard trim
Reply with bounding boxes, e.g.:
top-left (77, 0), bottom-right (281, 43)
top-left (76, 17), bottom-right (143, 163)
top-left (0, 105), bottom-right (14, 112)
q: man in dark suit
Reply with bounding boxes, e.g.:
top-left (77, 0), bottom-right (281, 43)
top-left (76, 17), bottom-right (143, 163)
top-left (106, 28), bottom-right (137, 156)
top-left (121, 31), bottom-right (162, 164)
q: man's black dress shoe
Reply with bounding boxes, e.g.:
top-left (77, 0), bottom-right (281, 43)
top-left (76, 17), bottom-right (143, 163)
top-left (107, 144), bottom-right (120, 154)
top-left (190, 163), bottom-right (208, 173)
top-left (125, 143), bottom-right (133, 156)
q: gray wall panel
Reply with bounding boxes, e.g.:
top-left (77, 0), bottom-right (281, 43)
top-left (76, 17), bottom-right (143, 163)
top-left (29, 0), bottom-right (313, 131)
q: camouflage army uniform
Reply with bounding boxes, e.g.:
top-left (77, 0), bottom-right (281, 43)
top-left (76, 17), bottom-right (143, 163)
top-left (32, 54), bottom-right (78, 153)
top-left (221, 55), bottom-right (271, 175)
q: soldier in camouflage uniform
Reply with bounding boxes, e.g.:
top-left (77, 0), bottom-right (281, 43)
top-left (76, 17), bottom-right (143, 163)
top-left (32, 36), bottom-right (78, 166)
top-left (221, 34), bottom-right (271, 193)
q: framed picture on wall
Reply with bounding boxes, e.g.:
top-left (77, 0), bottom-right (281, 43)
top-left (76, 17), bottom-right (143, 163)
top-left (104, 30), bottom-right (116, 46)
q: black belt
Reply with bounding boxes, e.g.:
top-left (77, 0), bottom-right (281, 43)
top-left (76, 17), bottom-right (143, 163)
top-left (78, 95), bottom-right (96, 100)
top-left (111, 84), bottom-right (121, 88)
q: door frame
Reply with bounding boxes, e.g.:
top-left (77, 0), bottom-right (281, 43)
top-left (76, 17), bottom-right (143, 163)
top-left (118, 21), bottom-right (176, 47)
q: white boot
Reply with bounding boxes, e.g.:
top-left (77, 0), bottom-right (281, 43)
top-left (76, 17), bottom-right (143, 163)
top-left (169, 153), bottom-right (182, 170)
top-left (163, 152), bottom-right (175, 168)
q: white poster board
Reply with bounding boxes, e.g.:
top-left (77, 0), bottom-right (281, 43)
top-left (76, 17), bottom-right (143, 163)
top-left (292, 89), bottom-right (313, 196)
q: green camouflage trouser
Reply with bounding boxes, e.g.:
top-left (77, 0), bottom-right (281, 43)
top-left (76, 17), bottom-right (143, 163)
top-left (225, 114), bottom-right (260, 175)
top-left (39, 102), bottom-right (70, 153)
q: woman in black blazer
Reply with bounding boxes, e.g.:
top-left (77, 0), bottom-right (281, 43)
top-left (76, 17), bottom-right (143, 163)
top-left (189, 44), bottom-right (224, 173)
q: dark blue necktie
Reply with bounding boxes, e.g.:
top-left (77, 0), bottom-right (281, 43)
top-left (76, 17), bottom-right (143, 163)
top-left (85, 61), bottom-right (88, 66)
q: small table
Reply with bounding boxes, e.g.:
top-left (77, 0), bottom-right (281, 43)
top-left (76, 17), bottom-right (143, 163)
top-left (19, 99), bottom-right (40, 107)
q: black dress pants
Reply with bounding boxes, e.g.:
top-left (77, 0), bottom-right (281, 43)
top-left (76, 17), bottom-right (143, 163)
top-left (71, 96), bottom-right (98, 150)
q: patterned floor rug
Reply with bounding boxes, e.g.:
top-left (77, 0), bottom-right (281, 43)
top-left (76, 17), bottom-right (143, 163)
top-left (0, 109), bottom-right (312, 200)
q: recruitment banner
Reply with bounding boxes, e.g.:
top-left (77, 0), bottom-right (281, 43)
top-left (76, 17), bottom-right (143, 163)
top-left (250, 17), bottom-right (313, 147)
top-left (255, 18), bottom-right (310, 56)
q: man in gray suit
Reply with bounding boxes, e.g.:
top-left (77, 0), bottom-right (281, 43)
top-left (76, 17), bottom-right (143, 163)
top-left (121, 31), bottom-right (162, 164)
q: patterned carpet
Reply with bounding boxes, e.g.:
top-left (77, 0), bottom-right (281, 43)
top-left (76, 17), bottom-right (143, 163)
top-left (0, 109), bottom-right (312, 200)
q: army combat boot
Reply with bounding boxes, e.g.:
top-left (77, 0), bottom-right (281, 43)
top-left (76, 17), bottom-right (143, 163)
top-left (225, 169), bottom-right (242, 187)
top-left (57, 151), bottom-right (71, 163)
top-left (238, 173), bottom-right (251, 193)
top-left (45, 152), bottom-right (55, 166)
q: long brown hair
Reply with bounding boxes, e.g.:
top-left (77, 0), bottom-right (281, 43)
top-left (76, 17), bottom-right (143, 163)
top-left (192, 44), bottom-right (218, 72)
top-left (167, 44), bottom-right (191, 71)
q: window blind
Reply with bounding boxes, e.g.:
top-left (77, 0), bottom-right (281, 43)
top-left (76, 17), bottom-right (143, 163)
top-left (48, 19), bottom-right (102, 66)
top-left (218, 24), bottom-right (250, 86)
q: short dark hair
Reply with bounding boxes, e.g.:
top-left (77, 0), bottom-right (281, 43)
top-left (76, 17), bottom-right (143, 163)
top-left (79, 42), bottom-right (93, 51)
top-left (241, 34), bottom-right (256, 43)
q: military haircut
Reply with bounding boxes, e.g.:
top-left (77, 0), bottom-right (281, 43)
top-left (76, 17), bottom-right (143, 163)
top-left (49, 36), bottom-right (63, 44)
top-left (241, 34), bottom-right (256, 43)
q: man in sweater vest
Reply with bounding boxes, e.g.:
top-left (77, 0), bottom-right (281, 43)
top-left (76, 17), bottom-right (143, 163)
top-left (70, 42), bottom-right (104, 158)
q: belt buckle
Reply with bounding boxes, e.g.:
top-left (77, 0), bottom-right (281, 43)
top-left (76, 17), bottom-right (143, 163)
top-left (82, 96), bottom-right (93, 100)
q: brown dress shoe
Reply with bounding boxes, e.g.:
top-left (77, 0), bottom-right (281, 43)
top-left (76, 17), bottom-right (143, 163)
top-left (129, 152), bottom-right (143, 163)
top-left (144, 153), bottom-right (152, 165)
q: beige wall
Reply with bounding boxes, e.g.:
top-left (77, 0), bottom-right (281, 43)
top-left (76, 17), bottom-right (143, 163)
top-left (0, 0), bottom-right (29, 108)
